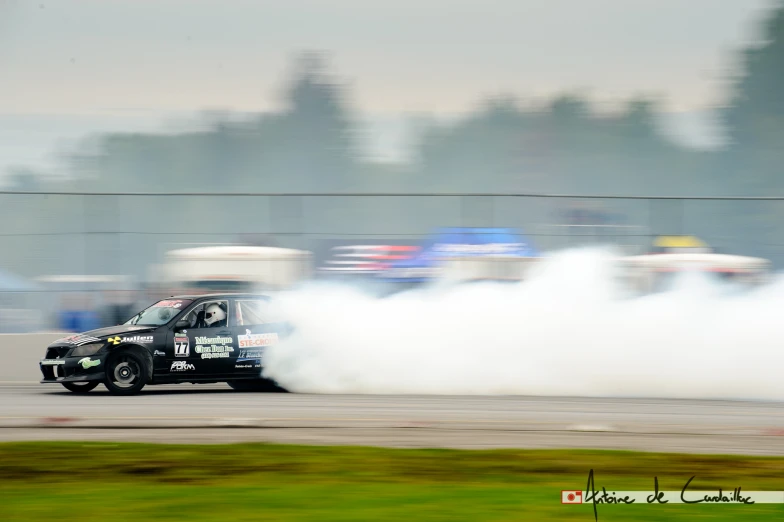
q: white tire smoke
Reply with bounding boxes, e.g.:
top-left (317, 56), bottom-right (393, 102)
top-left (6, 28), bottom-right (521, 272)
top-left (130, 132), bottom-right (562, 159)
top-left (262, 248), bottom-right (784, 400)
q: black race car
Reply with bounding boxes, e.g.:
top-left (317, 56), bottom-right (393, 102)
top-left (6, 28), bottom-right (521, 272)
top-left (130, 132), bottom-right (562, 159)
top-left (39, 293), bottom-right (289, 395)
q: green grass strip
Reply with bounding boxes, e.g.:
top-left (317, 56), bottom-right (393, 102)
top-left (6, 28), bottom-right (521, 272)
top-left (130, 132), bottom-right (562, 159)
top-left (0, 442), bottom-right (782, 521)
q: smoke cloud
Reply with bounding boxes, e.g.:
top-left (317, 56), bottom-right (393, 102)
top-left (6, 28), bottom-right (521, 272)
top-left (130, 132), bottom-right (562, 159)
top-left (262, 248), bottom-right (784, 400)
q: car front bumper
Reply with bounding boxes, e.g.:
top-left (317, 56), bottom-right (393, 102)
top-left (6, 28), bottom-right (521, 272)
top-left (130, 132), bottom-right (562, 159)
top-left (39, 356), bottom-right (106, 383)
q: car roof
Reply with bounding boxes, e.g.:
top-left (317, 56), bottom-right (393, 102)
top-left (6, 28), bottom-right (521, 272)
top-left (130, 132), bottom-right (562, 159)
top-left (165, 292), bottom-right (272, 300)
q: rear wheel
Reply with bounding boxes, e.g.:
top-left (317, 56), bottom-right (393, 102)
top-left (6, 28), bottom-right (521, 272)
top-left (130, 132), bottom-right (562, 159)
top-left (62, 381), bottom-right (100, 393)
top-left (227, 378), bottom-right (287, 393)
top-left (103, 348), bottom-right (148, 396)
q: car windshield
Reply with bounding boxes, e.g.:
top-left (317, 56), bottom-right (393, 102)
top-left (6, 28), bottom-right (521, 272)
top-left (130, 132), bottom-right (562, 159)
top-left (124, 299), bottom-right (193, 326)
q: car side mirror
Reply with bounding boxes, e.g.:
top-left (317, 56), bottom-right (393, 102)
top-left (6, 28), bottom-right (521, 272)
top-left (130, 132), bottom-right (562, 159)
top-left (174, 319), bottom-right (190, 331)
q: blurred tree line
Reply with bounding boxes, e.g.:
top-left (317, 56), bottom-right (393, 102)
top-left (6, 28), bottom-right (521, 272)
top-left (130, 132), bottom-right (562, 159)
top-left (4, 3), bottom-right (784, 278)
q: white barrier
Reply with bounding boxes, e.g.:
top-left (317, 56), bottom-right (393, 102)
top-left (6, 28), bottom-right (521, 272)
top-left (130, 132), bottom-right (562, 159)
top-left (0, 333), bottom-right (71, 383)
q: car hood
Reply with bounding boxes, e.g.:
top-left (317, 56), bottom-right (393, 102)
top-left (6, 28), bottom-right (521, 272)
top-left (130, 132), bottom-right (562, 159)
top-left (50, 325), bottom-right (157, 347)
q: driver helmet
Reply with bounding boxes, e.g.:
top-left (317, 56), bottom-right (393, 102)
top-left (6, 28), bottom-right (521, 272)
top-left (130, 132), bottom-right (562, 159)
top-left (204, 303), bottom-right (226, 326)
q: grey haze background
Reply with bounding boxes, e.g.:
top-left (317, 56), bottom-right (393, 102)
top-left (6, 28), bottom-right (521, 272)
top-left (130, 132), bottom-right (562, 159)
top-left (0, 0), bottom-right (772, 177)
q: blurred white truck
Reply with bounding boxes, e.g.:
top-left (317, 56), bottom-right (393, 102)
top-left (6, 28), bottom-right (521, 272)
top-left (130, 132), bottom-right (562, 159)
top-left (619, 235), bottom-right (771, 293)
top-left (155, 245), bottom-right (313, 294)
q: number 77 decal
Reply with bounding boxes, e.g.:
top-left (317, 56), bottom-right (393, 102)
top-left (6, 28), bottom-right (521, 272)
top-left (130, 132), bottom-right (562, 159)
top-left (174, 335), bottom-right (190, 357)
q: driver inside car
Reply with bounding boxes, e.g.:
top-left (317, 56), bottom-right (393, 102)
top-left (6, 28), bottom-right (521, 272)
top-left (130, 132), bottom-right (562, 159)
top-left (203, 303), bottom-right (227, 328)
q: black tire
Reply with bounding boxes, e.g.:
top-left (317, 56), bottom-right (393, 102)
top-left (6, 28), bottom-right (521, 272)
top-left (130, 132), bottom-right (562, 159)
top-left (103, 348), bottom-right (148, 396)
top-left (62, 381), bottom-right (100, 393)
top-left (227, 378), bottom-right (287, 393)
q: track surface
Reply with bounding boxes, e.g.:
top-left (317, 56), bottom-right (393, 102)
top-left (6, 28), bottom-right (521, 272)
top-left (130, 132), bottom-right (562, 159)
top-left (1, 384), bottom-right (783, 454)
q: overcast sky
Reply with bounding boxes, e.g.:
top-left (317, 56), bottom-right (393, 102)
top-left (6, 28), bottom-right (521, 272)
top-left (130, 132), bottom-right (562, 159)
top-left (1, 0), bottom-right (775, 116)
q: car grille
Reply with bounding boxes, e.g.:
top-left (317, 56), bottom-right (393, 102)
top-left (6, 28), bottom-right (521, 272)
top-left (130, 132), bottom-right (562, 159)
top-left (42, 347), bottom-right (69, 380)
top-left (46, 347), bottom-right (71, 359)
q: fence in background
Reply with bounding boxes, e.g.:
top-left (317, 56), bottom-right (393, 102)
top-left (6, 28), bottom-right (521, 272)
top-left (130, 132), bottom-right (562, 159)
top-left (1, 191), bottom-right (783, 331)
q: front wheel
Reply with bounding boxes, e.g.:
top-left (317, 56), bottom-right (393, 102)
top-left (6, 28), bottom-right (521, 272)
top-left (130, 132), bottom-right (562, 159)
top-left (103, 349), bottom-right (148, 396)
top-left (227, 378), bottom-right (287, 393)
top-left (62, 381), bottom-right (100, 393)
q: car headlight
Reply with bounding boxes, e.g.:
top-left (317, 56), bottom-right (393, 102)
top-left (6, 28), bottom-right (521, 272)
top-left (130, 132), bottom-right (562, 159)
top-left (70, 343), bottom-right (105, 357)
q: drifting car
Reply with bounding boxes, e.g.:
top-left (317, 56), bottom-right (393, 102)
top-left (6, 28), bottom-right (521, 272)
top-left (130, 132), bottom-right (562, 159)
top-left (39, 293), bottom-right (289, 395)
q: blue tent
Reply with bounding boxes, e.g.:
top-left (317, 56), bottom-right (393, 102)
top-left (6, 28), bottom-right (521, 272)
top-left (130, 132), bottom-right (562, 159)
top-left (380, 227), bottom-right (540, 283)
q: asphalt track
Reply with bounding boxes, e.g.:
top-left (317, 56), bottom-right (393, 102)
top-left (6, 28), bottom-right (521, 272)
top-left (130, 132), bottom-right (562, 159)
top-left (1, 384), bottom-right (783, 455)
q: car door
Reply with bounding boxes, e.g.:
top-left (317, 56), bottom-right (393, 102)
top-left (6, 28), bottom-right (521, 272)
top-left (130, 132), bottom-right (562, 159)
top-left (230, 298), bottom-right (285, 375)
top-left (169, 299), bottom-right (237, 377)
